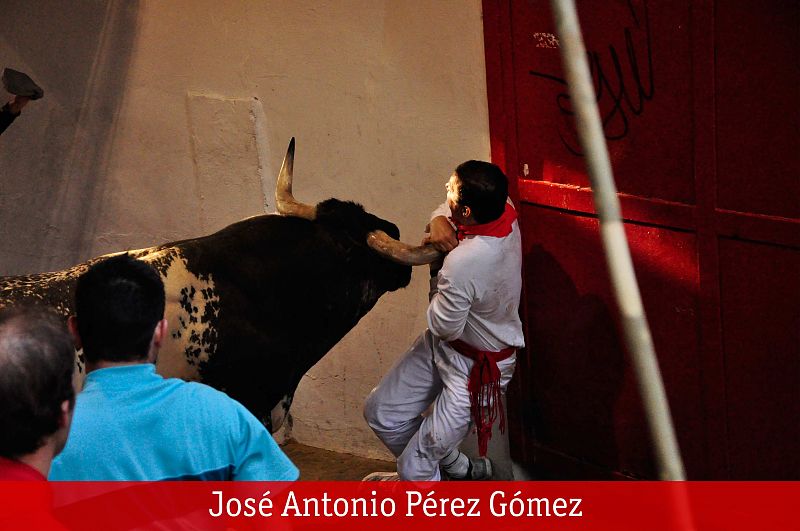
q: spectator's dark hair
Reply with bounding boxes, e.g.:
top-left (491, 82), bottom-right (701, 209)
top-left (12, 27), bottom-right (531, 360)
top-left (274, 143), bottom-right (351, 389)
top-left (454, 160), bottom-right (509, 224)
top-left (75, 254), bottom-right (165, 363)
top-left (0, 306), bottom-right (75, 458)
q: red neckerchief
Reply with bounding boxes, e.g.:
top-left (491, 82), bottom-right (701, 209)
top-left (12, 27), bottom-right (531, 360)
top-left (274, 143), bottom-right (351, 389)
top-left (448, 339), bottom-right (515, 457)
top-left (0, 456), bottom-right (46, 480)
top-left (452, 202), bottom-right (517, 241)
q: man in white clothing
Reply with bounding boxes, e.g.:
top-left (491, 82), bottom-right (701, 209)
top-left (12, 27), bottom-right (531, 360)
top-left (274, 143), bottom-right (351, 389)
top-left (364, 160), bottom-right (524, 481)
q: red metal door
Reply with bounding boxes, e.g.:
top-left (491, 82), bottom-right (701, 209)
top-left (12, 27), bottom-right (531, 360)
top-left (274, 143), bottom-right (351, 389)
top-left (483, 0), bottom-right (799, 479)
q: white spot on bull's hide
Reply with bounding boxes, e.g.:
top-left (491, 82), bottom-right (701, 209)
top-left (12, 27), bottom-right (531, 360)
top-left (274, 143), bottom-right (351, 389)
top-left (0, 263), bottom-right (92, 387)
top-left (135, 248), bottom-right (221, 382)
top-left (0, 263), bottom-right (90, 312)
top-left (73, 348), bottom-right (86, 391)
top-left (1, 247), bottom-right (220, 387)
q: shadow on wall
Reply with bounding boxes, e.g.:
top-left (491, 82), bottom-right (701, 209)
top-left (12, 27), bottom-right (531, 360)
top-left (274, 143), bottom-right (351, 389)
top-left (0, 0), bottom-right (139, 275)
top-left (509, 244), bottom-right (628, 479)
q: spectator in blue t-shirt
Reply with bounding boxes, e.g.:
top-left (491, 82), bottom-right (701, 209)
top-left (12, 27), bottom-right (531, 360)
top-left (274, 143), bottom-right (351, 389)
top-left (49, 254), bottom-right (299, 481)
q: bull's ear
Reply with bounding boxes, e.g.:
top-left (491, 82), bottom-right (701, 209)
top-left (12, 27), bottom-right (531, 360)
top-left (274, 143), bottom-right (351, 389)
top-left (67, 316), bottom-right (82, 350)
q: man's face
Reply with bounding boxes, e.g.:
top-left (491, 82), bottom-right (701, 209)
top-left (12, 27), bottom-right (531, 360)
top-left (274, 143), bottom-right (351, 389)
top-left (445, 173), bottom-right (463, 220)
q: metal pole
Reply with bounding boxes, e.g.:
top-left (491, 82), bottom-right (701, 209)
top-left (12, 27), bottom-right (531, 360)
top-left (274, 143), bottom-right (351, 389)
top-left (548, 0), bottom-right (686, 481)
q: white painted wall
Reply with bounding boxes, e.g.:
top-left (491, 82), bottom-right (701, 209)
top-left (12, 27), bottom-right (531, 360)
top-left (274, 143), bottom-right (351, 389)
top-left (0, 0), bottom-right (490, 459)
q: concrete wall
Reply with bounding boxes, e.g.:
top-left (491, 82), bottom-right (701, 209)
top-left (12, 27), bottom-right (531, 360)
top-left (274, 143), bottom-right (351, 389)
top-left (0, 0), bottom-right (490, 459)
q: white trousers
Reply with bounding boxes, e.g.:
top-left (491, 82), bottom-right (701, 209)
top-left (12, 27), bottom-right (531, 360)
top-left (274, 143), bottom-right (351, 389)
top-left (364, 329), bottom-right (516, 480)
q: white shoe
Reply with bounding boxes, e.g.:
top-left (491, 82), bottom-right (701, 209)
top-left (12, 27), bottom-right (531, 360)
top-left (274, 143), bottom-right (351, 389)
top-left (441, 456), bottom-right (494, 480)
top-left (466, 457), bottom-right (493, 480)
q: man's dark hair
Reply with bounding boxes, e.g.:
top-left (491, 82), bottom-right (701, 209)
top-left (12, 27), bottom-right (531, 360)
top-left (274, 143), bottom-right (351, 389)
top-left (454, 160), bottom-right (509, 224)
top-left (75, 254), bottom-right (165, 363)
top-left (0, 306), bottom-right (75, 458)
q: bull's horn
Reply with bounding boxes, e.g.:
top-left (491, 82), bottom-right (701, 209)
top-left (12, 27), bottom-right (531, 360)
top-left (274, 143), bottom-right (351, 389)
top-left (275, 137), bottom-right (317, 220)
top-left (367, 230), bottom-right (443, 266)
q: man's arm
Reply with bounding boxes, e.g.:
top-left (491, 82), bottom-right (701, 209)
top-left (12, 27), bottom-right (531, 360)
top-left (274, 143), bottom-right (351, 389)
top-left (423, 202), bottom-right (458, 253)
top-left (0, 100), bottom-right (20, 136)
top-left (426, 270), bottom-right (473, 342)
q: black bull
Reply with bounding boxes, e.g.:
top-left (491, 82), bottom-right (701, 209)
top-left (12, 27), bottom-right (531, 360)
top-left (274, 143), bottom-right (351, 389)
top-left (0, 140), bottom-right (440, 433)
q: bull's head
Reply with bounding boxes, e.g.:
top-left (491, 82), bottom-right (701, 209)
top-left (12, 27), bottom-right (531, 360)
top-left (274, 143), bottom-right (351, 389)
top-left (274, 138), bottom-right (443, 270)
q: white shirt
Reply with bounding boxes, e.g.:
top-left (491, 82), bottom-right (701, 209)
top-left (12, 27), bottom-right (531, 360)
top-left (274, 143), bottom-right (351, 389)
top-left (426, 202), bottom-right (525, 351)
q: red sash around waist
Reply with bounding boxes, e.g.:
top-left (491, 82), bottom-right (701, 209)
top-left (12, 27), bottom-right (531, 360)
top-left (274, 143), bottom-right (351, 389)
top-left (448, 339), bottom-right (515, 457)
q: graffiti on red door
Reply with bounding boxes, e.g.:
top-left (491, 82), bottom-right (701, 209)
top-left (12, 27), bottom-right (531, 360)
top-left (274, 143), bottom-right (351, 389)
top-left (529, 0), bottom-right (654, 156)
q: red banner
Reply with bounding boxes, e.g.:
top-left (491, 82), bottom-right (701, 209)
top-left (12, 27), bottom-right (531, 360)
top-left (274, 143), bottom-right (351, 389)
top-left (0, 481), bottom-right (796, 530)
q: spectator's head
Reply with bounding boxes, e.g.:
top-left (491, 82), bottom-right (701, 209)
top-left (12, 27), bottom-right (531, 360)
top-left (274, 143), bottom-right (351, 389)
top-left (446, 160), bottom-right (509, 225)
top-left (0, 306), bottom-right (75, 461)
top-left (71, 254), bottom-right (166, 365)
